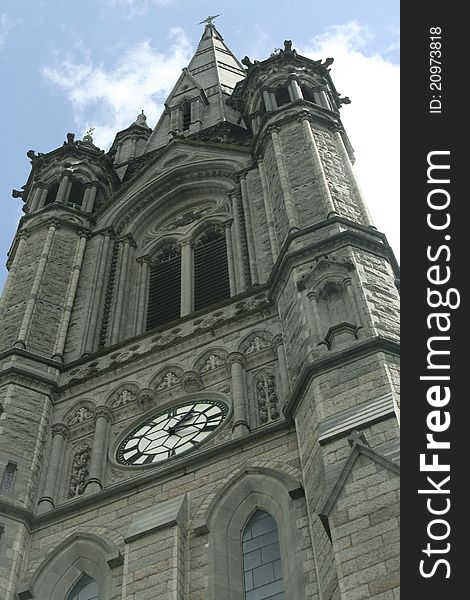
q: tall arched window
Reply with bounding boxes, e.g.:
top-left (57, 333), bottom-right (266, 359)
top-left (68, 179), bottom-right (86, 209)
top-left (45, 181), bottom-right (59, 205)
top-left (147, 243), bottom-right (181, 330)
top-left (242, 509), bottom-right (285, 599)
top-left (67, 574), bottom-right (98, 600)
top-left (275, 85), bottom-right (291, 108)
top-left (193, 225), bottom-right (230, 311)
top-left (181, 101), bottom-right (191, 131)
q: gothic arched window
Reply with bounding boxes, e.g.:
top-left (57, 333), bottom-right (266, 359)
top-left (147, 243), bottom-right (182, 330)
top-left (275, 85), bottom-right (291, 108)
top-left (67, 574), bottom-right (98, 600)
top-left (68, 179), bottom-right (86, 209)
top-left (193, 225), bottom-right (230, 311)
top-left (181, 101), bottom-right (191, 131)
top-left (45, 181), bottom-right (59, 206)
top-left (242, 509), bottom-right (285, 599)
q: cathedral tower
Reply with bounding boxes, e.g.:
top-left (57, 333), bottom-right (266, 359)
top-left (0, 22), bottom-right (399, 600)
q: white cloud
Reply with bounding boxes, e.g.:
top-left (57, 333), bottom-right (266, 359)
top-left (301, 21), bottom-right (400, 259)
top-left (106, 0), bottom-right (174, 17)
top-left (0, 13), bottom-right (12, 46)
top-left (41, 29), bottom-right (192, 149)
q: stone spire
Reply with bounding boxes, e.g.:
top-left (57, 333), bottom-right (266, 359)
top-left (146, 21), bottom-right (247, 150)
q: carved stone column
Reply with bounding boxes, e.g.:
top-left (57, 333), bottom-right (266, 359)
top-left (52, 230), bottom-right (89, 361)
top-left (135, 255), bottom-right (151, 334)
top-left (230, 190), bottom-right (247, 292)
top-left (82, 182), bottom-right (99, 213)
top-left (110, 234), bottom-right (135, 344)
top-left (272, 334), bottom-right (290, 401)
top-left (55, 171), bottom-right (73, 204)
top-left (81, 228), bottom-right (114, 355)
top-left (180, 239), bottom-right (193, 317)
top-left (15, 220), bottom-right (59, 349)
top-left (29, 184), bottom-right (47, 212)
top-left (226, 352), bottom-right (249, 438)
top-left (85, 406), bottom-right (113, 495)
top-left (224, 221), bottom-right (237, 296)
top-left (239, 174), bottom-right (258, 284)
top-left (0, 230), bottom-right (29, 318)
top-left (37, 423), bottom-right (69, 513)
top-left (300, 115), bottom-right (337, 218)
top-left (257, 159), bottom-right (279, 261)
top-left (262, 89), bottom-right (275, 111)
top-left (269, 127), bottom-right (299, 232)
top-left (289, 78), bottom-right (303, 100)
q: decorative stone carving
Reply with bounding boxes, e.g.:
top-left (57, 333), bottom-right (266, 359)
top-left (161, 206), bottom-right (212, 231)
top-left (67, 364), bottom-right (98, 382)
top-left (66, 405), bottom-right (94, 427)
top-left (201, 354), bottom-right (225, 372)
top-left (138, 388), bottom-right (157, 407)
top-left (111, 388), bottom-right (137, 409)
top-left (256, 372), bottom-right (280, 425)
top-left (245, 335), bottom-right (271, 355)
top-left (157, 371), bottom-right (180, 391)
top-left (182, 371), bottom-right (203, 392)
top-left (68, 444), bottom-right (91, 498)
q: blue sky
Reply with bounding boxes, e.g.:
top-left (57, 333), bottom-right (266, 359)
top-left (0, 0), bottom-right (399, 290)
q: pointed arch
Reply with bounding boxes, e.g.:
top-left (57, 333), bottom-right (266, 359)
top-left (16, 532), bottom-right (122, 600)
top-left (194, 466), bottom-right (307, 600)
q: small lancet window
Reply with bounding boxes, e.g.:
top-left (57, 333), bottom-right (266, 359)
top-left (66, 574), bottom-right (98, 600)
top-left (242, 510), bottom-right (285, 600)
top-left (68, 179), bottom-right (86, 209)
top-left (44, 181), bottom-right (59, 206)
top-left (146, 243), bottom-right (182, 330)
top-left (275, 85), bottom-right (291, 108)
top-left (193, 225), bottom-right (230, 311)
top-left (301, 86), bottom-right (316, 103)
top-left (181, 101), bottom-right (191, 131)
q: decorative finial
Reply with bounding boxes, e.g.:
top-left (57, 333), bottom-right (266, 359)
top-left (270, 48), bottom-right (282, 56)
top-left (135, 110), bottom-right (148, 126)
top-left (83, 127), bottom-right (95, 143)
top-left (198, 14), bottom-right (221, 26)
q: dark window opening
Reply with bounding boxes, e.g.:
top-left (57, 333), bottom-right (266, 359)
top-left (181, 102), bottom-right (191, 131)
top-left (146, 245), bottom-right (181, 330)
top-left (258, 96), bottom-right (266, 114)
top-left (301, 86), bottom-right (316, 103)
top-left (194, 225), bottom-right (230, 311)
top-left (68, 179), bottom-right (85, 209)
top-left (44, 181), bottom-right (59, 206)
top-left (275, 86), bottom-right (291, 108)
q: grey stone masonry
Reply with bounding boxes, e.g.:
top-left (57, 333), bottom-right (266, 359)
top-left (0, 30), bottom-right (399, 600)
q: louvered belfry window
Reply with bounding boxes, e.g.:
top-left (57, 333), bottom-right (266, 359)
top-left (194, 225), bottom-right (230, 311)
top-left (146, 244), bottom-right (181, 330)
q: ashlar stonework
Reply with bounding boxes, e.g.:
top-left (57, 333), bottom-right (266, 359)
top-left (0, 22), bottom-right (399, 600)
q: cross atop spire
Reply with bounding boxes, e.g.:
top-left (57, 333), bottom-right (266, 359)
top-left (198, 14), bottom-right (221, 27)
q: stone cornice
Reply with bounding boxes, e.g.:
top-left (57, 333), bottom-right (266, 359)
top-left (283, 336), bottom-right (400, 422)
